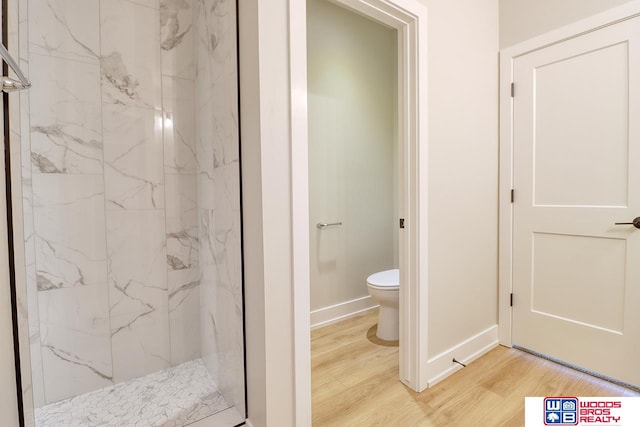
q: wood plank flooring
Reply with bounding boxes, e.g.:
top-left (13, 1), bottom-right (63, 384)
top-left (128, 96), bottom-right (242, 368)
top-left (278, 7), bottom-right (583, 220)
top-left (311, 309), bottom-right (638, 426)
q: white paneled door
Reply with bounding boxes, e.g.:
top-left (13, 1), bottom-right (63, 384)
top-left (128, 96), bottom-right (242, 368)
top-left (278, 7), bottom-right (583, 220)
top-left (512, 16), bottom-right (640, 386)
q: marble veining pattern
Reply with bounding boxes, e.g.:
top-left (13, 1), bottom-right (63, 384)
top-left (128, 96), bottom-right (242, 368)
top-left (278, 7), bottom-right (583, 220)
top-left (28, 0), bottom-right (100, 65)
top-left (160, 0), bottom-right (194, 79)
top-left (32, 174), bottom-right (108, 291)
top-left (100, 0), bottom-right (161, 109)
top-left (19, 0), bottom-right (47, 413)
top-left (35, 359), bottom-right (230, 426)
top-left (28, 54), bottom-right (103, 175)
top-left (168, 269), bottom-right (201, 365)
top-left (195, 0), bottom-right (245, 416)
top-left (166, 174), bottom-right (198, 271)
top-left (162, 76), bottom-right (197, 175)
top-left (38, 285), bottom-right (113, 403)
top-left (161, 0), bottom-right (191, 52)
top-left (106, 209), bottom-right (171, 383)
top-left (103, 105), bottom-right (165, 210)
top-left (17, 0), bottom-right (245, 416)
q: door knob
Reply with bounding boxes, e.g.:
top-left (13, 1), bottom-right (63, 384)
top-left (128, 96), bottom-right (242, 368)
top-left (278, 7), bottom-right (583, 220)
top-left (614, 217), bottom-right (640, 229)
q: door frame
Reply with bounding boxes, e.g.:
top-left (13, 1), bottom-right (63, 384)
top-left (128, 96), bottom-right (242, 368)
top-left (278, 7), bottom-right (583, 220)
top-left (289, 0), bottom-right (429, 397)
top-left (498, 0), bottom-right (640, 346)
top-left (0, 68), bottom-right (21, 427)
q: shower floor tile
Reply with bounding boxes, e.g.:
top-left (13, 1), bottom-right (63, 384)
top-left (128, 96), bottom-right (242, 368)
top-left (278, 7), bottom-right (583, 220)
top-left (35, 359), bottom-right (231, 427)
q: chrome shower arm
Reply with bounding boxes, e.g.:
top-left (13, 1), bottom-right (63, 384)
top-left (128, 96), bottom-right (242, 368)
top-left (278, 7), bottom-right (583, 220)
top-left (0, 43), bottom-right (31, 92)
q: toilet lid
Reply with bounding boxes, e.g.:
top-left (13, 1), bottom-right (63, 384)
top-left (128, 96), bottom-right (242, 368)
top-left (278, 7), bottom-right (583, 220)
top-left (367, 269), bottom-right (399, 288)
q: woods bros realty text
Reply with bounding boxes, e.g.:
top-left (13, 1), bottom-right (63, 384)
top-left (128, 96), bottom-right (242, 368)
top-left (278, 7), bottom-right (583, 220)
top-left (576, 400), bottom-right (621, 423)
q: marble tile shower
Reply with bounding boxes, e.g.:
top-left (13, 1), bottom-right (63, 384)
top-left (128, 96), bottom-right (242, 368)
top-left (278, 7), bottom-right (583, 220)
top-left (9, 0), bottom-right (245, 424)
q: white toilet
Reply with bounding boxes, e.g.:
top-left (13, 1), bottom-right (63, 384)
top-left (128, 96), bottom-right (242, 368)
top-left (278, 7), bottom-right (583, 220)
top-left (366, 268), bottom-right (399, 341)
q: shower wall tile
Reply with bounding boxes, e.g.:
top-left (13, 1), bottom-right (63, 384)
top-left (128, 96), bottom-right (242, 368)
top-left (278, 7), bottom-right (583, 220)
top-left (25, 211), bottom-right (45, 408)
top-left (194, 0), bottom-right (237, 101)
top-left (166, 174), bottom-right (199, 270)
top-left (198, 209), bottom-right (217, 289)
top-left (161, 0), bottom-right (200, 371)
top-left (106, 209), bottom-right (170, 382)
top-left (29, 331), bottom-right (45, 409)
top-left (199, 204), bottom-right (240, 300)
top-left (217, 287), bottom-right (244, 413)
top-left (29, 54), bottom-right (103, 175)
top-left (209, 95), bottom-right (239, 171)
top-left (23, 177), bottom-right (45, 408)
top-left (194, 106), bottom-right (240, 213)
top-left (127, 0), bottom-right (159, 9)
top-left (162, 76), bottom-right (197, 174)
top-left (196, 171), bottom-right (214, 210)
top-left (216, 214), bottom-right (244, 411)
top-left (194, 0), bottom-right (239, 165)
top-left (32, 175), bottom-right (108, 290)
top-left (216, 163), bottom-right (241, 212)
top-left (106, 209), bottom-right (167, 315)
top-left (18, 0), bottom-right (28, 65)
top-left (111, 306), bottom-right (171, 383)
top-left (213, 213), bottom-right (242, 304)
top-left (199, 273), bottom-right (219, 381)
top-left (19, 85), bottom-right (31, 179)
top-left (194, 99), bottom-right (238, 184)
top-left (103, 104), bottom-right (164, 210)
top-left (197, 203), bottom-right (241, 396)
top-left (195, 0), bottom-right (244, 415)
top-left (109, 282), bottom-right (169, 326)
top-left (100, 0), bottom-right (161, 109)
top-left (22, 186), bottom-right (37, 324)
top-left (168, 268), bottom-right (201, 365)
top-left (198, 208), bottom-right (218, 382)
top-left (161, 0), bottom-right (195, 79)
top-left (18, 5), bottom-right (46, 409)
top-left (28, 0), bottom-right (100, 65)
top-left (196, 0), bottom-right (244, 415)
top-left (38, 285), bottom-right (113, 404)
top-left (19, 0), bottom-right (243, 413)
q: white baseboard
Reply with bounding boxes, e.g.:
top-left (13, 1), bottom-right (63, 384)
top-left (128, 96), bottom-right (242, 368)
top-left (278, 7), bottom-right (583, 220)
top-left (310, 295), bottom-right (378, 329)
top-left (425, 325), bottom-right (499, 388)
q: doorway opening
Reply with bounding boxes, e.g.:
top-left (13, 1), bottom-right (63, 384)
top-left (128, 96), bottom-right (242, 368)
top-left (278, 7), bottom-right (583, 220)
top-left (307, 0), bottom-right (399, 333)
top-left (295, 0), bottom-right (429, 395)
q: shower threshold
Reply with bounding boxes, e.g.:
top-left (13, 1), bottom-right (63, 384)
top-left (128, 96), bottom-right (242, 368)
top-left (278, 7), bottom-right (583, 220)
top-left (34, 359), bottom-right (232, 426)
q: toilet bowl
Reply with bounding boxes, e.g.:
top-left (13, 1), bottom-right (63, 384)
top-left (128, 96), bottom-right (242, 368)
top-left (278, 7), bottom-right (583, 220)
top-left (366, 269), bottom-right (399, 341)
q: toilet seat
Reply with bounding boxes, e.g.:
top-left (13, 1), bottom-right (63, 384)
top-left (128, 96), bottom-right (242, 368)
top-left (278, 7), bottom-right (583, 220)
top-left (366, 269), bottom-right (399, 290)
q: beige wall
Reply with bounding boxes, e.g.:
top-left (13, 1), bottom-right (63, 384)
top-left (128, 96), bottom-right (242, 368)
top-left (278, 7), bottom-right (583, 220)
top-left (422, 0), bottom-right (499, 357)
top-left (500, 0), bottom-right (634, 47)
top-left (241, 0), bottom-right (499, 423)
top-left (307, 0), bottom-right (397, 313)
